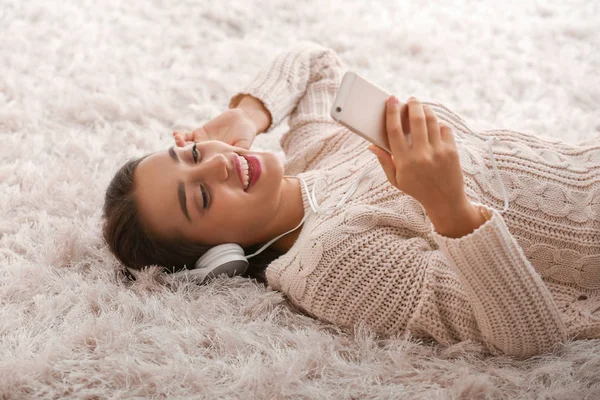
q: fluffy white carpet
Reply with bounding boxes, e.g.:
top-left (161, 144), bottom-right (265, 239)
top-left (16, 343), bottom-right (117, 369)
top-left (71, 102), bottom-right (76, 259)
top-left (2, 0), bottom-right (600, 398)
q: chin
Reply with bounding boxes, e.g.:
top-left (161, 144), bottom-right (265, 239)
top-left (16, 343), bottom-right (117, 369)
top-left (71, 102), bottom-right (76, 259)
top-left (270, 152), bottom-right (285, 174)
top-left (256, 152), bottom-right (282, 178)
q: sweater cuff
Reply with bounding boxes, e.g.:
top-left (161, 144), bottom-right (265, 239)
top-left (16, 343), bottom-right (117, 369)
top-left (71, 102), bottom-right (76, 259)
top-left (430, 203), bottom-right (567, 356)
top-left (432, 203), bottom-right (528, 284)
top-left (429, 203), bottom-right (500, 246)
top-left (227, 43), bottom-right (309, 133)
top-left (229, 90), bottom-right (279, 133)
top-left (228, 42), bottom-right (343, 134)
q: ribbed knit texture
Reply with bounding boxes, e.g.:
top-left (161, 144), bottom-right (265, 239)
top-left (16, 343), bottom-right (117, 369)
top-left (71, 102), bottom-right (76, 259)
top-left (229, 42), bottom-right (600, 358)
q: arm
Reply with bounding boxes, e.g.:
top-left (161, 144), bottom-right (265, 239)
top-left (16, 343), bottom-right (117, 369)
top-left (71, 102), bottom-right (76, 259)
top-left (273, 209), bottom-right (566, 359)
top-left (174, 42), bottom-right (343, 149)
top-left (234, 94), bottom-right (271, 135)
top-left (429, 202), bottom-right (567, 357)
top-left (366, 96), bottom-right (567, 357)
top-left (229, 41), bottom-right (345, 133)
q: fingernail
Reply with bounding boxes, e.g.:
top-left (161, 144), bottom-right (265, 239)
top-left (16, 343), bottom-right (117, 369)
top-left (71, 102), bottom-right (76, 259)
top-left (408, 96), bottom-right (416, 101)
top-left (390, 96), bottom-right (399, 105)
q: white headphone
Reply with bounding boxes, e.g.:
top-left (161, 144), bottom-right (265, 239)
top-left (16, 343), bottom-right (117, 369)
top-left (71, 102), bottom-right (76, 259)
top-left (165, 243), bottom-right (250, 284)
top-left (165, 101), bottom-right (509, 284)
top-left (165, 161), bottom-right (379, 284)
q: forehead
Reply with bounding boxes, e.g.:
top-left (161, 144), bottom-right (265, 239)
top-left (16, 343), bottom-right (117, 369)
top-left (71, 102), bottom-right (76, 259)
top-left (134, 150), bottom-right (182, 237)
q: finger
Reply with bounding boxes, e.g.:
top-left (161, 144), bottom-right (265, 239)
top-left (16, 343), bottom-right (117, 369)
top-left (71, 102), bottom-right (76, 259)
top-left (400, 103), bottom-right (412, 146)
top-left (172, 132), bottom-right (181, 145)
top-left (173, 133), bottom-right (186, 147)
top-left (183, 130), bottom-right (196, 142)
top-left (233, 139), bottom-right (252, 150)
top-left (173, 131), bottom-right (192, 145)
top-left (407, 97), bottom-right (428, 149)
top-left (386, 96), bottom-right (408, 154)
top-left (400, 103), bottom-right (410, 135)
top-left (368, 144), bottom-right (397, 186)
top-left (440, 123), bottom-right (456, 147)
top-left (423, 105), bottom-right (441, 147)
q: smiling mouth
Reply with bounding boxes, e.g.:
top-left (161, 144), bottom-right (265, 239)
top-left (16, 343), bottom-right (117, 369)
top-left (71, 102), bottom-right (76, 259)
top-left (236, 154), bottom-right (252, 191)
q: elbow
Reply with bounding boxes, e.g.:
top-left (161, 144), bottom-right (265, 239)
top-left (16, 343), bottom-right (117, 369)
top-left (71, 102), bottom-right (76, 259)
top-left (489, 334), bottom-right (567, 359)
top-left (483, 317), bottom-right (569, 358)
top-left (499, 344), bottom-right (554, 359)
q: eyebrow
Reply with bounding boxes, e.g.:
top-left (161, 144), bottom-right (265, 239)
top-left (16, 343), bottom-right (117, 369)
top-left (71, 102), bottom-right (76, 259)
top-left (169, 146), bottom-right (180, 163)
top-left (177, 181), bottom-right (191, 222)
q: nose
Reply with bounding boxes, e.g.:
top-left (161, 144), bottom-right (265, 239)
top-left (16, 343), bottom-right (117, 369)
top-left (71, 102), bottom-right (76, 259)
top-left (188, 153), bottom-right (229, 183)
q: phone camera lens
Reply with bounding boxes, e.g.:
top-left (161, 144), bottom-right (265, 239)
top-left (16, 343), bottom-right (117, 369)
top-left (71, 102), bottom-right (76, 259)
top-left (336, 107), bottom-right (342, 113)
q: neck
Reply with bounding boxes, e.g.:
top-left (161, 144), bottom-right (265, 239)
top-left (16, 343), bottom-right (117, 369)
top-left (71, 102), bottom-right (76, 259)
top-left (269, 176), bottom-right (305, 253)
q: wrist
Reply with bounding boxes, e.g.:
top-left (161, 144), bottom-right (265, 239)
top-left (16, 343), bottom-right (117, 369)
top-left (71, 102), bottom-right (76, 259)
top-left (427, 199), bottom-right (487, 239)
top-left (236, 95), bottom-right (272, 134)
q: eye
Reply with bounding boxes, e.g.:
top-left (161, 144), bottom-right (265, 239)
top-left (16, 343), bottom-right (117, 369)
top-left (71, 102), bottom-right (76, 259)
top-left (200, 184), bottom-right (210, 209)
top-left (191, 143), bottom-right (199, 164)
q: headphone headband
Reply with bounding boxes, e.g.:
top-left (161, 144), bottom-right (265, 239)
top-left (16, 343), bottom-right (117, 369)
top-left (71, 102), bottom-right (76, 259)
top-left (167, 243), bottom-right (248, 284)
top-left (196, 243), bottom-right (248, 269)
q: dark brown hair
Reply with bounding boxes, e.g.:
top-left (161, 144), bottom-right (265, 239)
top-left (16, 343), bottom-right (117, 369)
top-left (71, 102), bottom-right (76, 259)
top-left (102, 156), bottom-right (280, 283)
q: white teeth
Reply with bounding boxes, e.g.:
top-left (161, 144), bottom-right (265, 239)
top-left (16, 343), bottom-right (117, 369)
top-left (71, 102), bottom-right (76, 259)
top-left (239, 155), bottom-right (250, 189)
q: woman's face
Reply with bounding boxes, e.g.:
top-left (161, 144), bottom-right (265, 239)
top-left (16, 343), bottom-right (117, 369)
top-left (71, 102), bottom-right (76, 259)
top-left (134, 140), bottom-right (286, 247)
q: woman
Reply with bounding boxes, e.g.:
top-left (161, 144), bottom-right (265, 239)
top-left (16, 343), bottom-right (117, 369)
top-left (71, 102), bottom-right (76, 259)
top-left (103, 42), bottom-right (600, 358)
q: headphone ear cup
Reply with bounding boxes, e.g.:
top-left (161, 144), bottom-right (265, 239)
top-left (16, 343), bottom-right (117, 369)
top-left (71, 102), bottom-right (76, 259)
top-left (167, 243), bottom-right (248, 284)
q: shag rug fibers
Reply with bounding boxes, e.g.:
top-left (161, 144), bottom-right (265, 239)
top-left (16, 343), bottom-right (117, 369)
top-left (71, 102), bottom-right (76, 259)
top-left (1, 0), bottom-right (600, 398)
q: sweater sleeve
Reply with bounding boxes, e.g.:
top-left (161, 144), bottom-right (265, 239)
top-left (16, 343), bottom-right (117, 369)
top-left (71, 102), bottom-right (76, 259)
top-left (228, 42), bottom-right (346, 152)
top-left (429, 202), bottom-right (568, 357)
top-left (273, 200), bottom-right (568, 359)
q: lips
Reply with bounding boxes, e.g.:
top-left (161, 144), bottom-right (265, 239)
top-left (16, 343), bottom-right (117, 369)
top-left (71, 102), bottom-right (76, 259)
top-left (245, 155), bottom-right (261, 190)
top-left (233, 153), bottom-right (261, 191)
top-left (233, 154), bottom-right (246, 190)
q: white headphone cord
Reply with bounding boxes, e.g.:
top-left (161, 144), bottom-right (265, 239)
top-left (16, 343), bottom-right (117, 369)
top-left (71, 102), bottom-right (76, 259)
top-left (424, 101), bottom-right (509, 214)
top-left (246, 161), bottom-right (378, 259)
top-left (248, 109), bottom-right (510, 259)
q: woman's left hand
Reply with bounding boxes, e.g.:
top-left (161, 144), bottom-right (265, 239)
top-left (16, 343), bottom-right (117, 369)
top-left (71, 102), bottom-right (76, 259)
top-left (172, 108), bottom-right (258, 150)
top-left (368, 96), bottom-right (484, 238)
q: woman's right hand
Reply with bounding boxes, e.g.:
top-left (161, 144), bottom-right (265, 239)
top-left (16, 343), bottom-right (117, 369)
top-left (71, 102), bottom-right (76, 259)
top-left (369, 96), bottom-right (483, 238)
top-left (173, 107), bottom-right (259, 150)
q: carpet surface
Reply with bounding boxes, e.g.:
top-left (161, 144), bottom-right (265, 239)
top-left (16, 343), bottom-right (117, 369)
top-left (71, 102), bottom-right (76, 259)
top-left (1, 0), bottom-right (600, 398)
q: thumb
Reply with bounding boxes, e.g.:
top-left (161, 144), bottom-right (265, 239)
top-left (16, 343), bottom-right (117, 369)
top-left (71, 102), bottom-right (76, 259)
top-left (233, 138), bottom-right (252, 150)
top-left (190, 127), bottom-right (207, 142)
top-left (368, 145), bottom-right (397, 186)
top-left (173, 132), bottom-right (187, 147)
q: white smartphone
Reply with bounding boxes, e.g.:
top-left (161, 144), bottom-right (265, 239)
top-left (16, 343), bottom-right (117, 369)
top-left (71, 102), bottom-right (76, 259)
top-left (331, 71), bottom-right (410, 153)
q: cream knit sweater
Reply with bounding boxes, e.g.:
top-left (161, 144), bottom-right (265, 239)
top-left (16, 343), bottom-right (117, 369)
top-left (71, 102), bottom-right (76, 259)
top-left (229, 42), bottom-right (600, 358)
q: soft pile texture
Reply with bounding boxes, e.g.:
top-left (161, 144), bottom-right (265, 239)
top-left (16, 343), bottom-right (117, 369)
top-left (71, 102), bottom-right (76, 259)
top-left (1, 0), bottom-right (599, 398)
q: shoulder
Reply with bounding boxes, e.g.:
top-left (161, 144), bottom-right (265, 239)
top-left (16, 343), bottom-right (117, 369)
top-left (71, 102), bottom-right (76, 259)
top-left (281, 124), bottom-right (372, 174)
top-left (267, 197), bottom-right (431, 285)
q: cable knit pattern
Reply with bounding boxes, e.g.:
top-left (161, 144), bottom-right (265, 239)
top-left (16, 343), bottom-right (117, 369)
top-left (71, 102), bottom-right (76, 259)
top-left (229, 42), bottom-right (600, 358)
